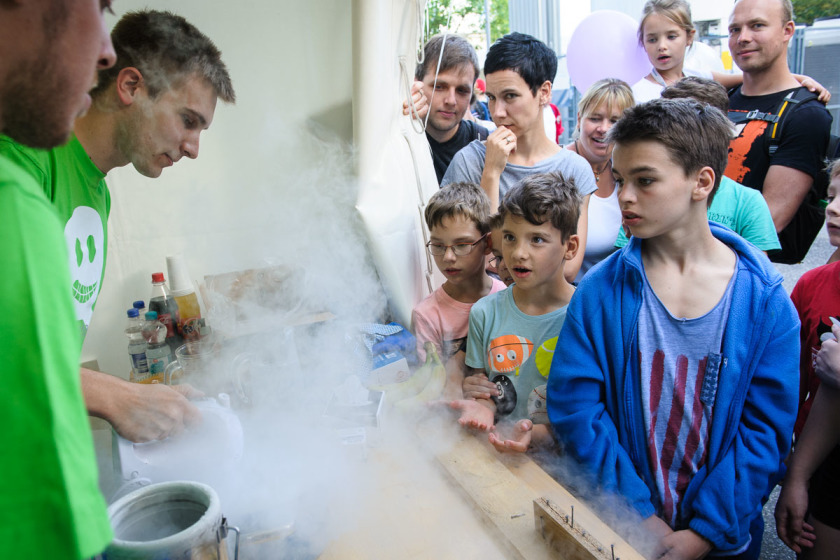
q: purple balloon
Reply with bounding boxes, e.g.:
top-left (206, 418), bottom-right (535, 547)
top-left (567, 10), bottom-right (651, 94)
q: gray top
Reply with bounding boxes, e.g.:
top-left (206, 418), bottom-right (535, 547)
top-left (440, 140), bottom-right (598, 200)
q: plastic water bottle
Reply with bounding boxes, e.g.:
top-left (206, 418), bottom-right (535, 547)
top-left (126, 308), bottom-right (149, 382)
top-left (142, 311), bottom-right (172, 383)
top-left (133, 300), bottom-right (146, 317)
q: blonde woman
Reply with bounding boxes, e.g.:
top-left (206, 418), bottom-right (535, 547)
top-left (564, 78), bottom-right (634, 281)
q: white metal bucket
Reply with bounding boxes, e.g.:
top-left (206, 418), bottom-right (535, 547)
top-left (104, 480), bottom-right (239, 560)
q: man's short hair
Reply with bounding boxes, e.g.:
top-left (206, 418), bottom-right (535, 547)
top-left (415, 34), bottom-right (479, 84)
top-left (733, 0), bottom-right (794, 24)
top-left (781, 0), bottom-right (794, 23)
top-left (608, 98), bottom-right (732, 201)
top-left (661, 76), bottom-right (729, 113)
top-left (484, 32), bottom-right (557, 94)
top-left (91, 10), bottom-right (235, 103)
top-left (425, 182), bottom-right (492, 234)
top-left (500, 172), bottom-right (581, 242)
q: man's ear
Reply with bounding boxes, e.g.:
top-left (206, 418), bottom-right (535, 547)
top-left (115, 67), bottom-right (145, 106)
top-left (692, 166), bottom-right (716, 202)
top-left (782, 20), bottom-right (796, 42)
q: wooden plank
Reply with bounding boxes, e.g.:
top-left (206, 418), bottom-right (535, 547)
top-left (416, 419), bottom-right (646, 560)
top-left (505, 456), bottom-right (646, 560)
top-left (424, 429), bottom-right (556, 560)
top-left (535, 498), bottom-right (611, 560)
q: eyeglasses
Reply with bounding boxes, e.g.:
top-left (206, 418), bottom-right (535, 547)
top-left (426, 233), bottom-right (489, 256)
top-left (489, 255), bottom-right (504, 268)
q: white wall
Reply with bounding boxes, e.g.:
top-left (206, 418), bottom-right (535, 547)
top-left (84, 1), bottom-right (364, 376)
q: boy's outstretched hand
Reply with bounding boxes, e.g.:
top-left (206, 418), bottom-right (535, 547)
top-left (462, 373), bottom-right (499, 400)
top-left (654, 529), bottom-right (711, 560)
top-left (775, 477), bottom-right (817, 553)
top-left (449, 399), bottom-right (495, 431)
top-left (488, 418), bottom-right (533, 454)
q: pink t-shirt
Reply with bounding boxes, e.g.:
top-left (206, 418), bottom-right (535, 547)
top-left (411, 279), bottom-right (507, 362)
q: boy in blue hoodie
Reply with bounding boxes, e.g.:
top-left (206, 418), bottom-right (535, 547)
top-left (546, 98), bottom-right (799, 560)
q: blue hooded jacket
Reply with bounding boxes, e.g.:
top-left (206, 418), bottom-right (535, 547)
top-left (546, 222), bottom-right (798, 554)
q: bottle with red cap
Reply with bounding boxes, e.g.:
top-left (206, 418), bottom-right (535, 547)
top-left (149, 272), bottom-right (182, 355)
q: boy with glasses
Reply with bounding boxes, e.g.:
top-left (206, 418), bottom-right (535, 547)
top-left (411, 182), bottom-right (506, 394)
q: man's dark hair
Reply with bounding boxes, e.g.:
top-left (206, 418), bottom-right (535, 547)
top-left (91, 10), bottom-right (235, 103)
top-left (415, 34), bottom-right (479, 84)
top-left (483, 32), bottom-right (557, 94)
top-left (661, 76), bottom-right (729, 113)
top-left (608, 98), bottom-right (732, 204)
top-left (500, 172), bottom-right (581, 243)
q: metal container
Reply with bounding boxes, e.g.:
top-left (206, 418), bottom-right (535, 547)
top-left (104, 480), bottom-right (239, 560)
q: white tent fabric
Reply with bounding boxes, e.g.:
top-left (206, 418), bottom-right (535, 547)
top-left (353, 0), bottom-right (443, 326)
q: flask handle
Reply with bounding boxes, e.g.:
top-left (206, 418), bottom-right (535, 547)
top-left (164, 360), bottom-right (183, 385)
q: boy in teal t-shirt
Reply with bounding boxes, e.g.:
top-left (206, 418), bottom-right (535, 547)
top-left (452, 172), bottom-right (581, 454)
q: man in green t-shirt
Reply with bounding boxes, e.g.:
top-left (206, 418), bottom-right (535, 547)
top-left (0, 10), bottom-right (236, 444)
top-left (0, 1), bottom-right (117, 557)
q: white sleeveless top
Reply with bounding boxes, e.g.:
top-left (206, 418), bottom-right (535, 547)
top-left (576, 185), bottom-right (621, 283)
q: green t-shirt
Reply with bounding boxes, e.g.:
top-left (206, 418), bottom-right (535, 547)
top-left (615, 176), bottom-right (781, 251)
top-left (0, 154), bottom-right (112, 557)
top-left (0, 134), bottom-right (109, 341)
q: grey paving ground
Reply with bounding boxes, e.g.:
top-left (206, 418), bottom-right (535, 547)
top-left (760, 227), bottom-right (832, 560)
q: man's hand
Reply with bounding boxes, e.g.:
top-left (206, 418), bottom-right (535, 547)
top-left (488, 419), bottom-right (533, 453)
top-left (655, 529), bottom-right (712, 560)
top-left (111, 383), bottom-right (204, 443)
top-left (775, 477), bottom-right (816, 553)
top-left (816, 324), bottom-right (840, 390)
top-left (402, 80), bottom-right (429, 120)
top-left (462, 373), bottom-right (498, 400)
top-left (82, 367), bottom-right (203, 443)
top-left (449, 399), bottom-right (495, 431)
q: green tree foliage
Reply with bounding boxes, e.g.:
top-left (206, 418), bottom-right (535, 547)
top-left (425, 0), bottom-right (510, 42)
top-left (793, 0), bottom-right (840, 25)
top-left (489, 0), bottom-right (510, 42)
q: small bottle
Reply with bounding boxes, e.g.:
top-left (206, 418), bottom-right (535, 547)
top-left (125, 308), bottom-right (149, 382)
top-left (149, 272), bottom-right (182, 354)
top-left (133, 300), bottom-right (146, 317)
top-left (167, 255), bottom-right (202, 342)
top-left (142, 311), bottom-right (171, 383)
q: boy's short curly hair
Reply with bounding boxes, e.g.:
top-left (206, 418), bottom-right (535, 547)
top-left (425, 182), bottom-right (492, 234)
top-left (608, 98), bottom-right (732, 204)
top-left (661, 76), bottom-right (729, 113)
top-left (499, 172), bottom-right (581, 243)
